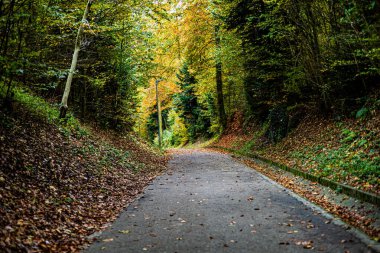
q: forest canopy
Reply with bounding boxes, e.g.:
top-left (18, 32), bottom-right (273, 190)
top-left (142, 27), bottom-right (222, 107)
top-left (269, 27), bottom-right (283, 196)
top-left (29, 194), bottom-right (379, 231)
top-left (1, 0), bottom-right (379, 145)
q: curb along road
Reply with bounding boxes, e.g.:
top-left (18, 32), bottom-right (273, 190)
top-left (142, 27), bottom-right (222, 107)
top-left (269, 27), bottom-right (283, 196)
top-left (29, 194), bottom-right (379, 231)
top-left (212, 146), bottom-right (380, 207)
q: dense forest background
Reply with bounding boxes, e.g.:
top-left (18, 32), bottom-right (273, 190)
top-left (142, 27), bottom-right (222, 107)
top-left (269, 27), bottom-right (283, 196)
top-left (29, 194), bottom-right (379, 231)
top-left (1, 0), bottom-right (379, 143)
top-left (1, 0), bottom-right (157, 130)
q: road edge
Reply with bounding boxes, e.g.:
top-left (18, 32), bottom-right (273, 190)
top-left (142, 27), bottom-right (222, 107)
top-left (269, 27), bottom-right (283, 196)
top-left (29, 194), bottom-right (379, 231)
top-left (226, 151), bottom-right (380, 252)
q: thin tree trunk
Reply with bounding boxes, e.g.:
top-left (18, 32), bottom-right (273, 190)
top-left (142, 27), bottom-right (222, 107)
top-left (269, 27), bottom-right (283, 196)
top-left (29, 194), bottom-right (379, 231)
top-left (0, 0), bottom-right (4, 16)
top-left (214, 25), bottom-right (227, 129)
top-left (305, 2), bottom-right (328, 112)
top-left (155, 79), bottom-right (163, 149)
top-left (1, 0), bottom-right (15, 56)
top-left (3, 13), bottom-right (23, 108)
top-left (60, 0), bottom-right (92, 118)
top-left (227, 79), bottom-right (232, 116)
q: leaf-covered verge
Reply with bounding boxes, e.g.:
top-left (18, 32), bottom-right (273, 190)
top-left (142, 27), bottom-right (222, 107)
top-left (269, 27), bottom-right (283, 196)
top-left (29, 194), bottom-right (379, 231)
top-left (0, 92), bottom-right (168, 252)
top-left (238, 158), bottom-right (380, 240)
top-left (215, 110), bottom-right (380, 196)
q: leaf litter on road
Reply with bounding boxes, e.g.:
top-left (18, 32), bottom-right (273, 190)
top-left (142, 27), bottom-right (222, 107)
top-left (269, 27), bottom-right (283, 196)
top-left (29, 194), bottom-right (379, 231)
top-left (238, 158), bottom-right (380, 239)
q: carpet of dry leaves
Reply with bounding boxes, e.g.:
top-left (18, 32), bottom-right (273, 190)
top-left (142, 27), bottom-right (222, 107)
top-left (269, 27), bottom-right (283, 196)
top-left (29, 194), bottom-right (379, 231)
top-left (0, 106), bottom-right (168, 252)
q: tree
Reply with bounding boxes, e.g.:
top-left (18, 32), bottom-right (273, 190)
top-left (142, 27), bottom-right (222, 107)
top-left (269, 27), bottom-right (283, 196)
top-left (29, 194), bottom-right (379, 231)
top-left (214, 24), bottom-right (227, 129)
top-left (217, 0), bottom-right (379, 140)
top-left (59, 0), bottom-right (92, 118)
top-left (173, 62), bottom-right (211, 141)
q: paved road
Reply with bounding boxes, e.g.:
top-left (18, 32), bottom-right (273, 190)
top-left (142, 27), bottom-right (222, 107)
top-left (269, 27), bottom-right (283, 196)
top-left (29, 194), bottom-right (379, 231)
top-left (85, 150), bottom-right (376, 253)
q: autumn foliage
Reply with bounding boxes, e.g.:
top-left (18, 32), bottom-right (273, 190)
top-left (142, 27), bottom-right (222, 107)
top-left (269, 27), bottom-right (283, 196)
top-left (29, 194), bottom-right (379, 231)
top-left (0, 102), bottom-right (167, 252)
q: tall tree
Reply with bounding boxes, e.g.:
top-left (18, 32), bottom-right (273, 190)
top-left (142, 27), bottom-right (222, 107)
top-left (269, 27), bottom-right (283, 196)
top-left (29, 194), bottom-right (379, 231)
top-left (173, 62), bottom-right (211, 141)
top-left (221, 0), bottom-right (379, 131)
top-left (214, 24), bottom-right (227, 128)
top-left (60, 0), bottom-right (92, 118)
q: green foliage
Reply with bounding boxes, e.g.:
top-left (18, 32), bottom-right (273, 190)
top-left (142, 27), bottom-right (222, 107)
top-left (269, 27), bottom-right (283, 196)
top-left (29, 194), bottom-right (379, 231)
top-left (203, 92), bottom-right (220, 135)
top-left (146, 109), bottom-right (169, 146)
top-left (99, 146), bottom-right (132, 169)
top-left (173, 63), bottom-right (212, 142)
top-left (165, 110), bottom-right (189, 147)
top-left (0, 0), bottom-right (157, 133)
top-left (223, 0), bottom-right (380, 118)
top-left (290, 127), bottom-right (380, 186)
top-left (239, 138), bottom-right (257, 154)
top-left (341, 128), bottom-right (357, 143)
top-left (72, 141), bottom-right (144, 174)
top-left (0, 85), bottom-right (88, 137)
top-left (1, 0), bottom-right (379, 144)
top-left (356, 107), bottom-right (369, 119)
top-left (239, 121), bottom-right (269, 153)
top-left (266, 105), bottom-right (289, 143)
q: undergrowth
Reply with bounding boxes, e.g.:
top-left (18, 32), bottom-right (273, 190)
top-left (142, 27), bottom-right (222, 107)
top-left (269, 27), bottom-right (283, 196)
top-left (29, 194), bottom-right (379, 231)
top-left (0, 85), bottom-right (88, 138)
top-left (290, 126), bottom-right (380, 188)
top-left (218, 105), bottom-right (380, 194)
top-left (0, 85), bottom-right (167, 252)
top-left (0, 85), bottom-right (152, 174)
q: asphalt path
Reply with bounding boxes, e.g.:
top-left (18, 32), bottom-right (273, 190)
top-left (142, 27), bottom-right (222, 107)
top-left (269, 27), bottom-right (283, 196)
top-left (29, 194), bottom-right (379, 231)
top-left (84, 150), bottom-right (376, 253)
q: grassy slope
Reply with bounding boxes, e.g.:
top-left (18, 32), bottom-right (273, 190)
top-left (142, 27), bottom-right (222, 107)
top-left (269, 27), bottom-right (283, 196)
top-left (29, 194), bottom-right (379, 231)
top-left (0, 89), bottom-right (167, 252)
top-left (215, 112), bottom-right (380, 195)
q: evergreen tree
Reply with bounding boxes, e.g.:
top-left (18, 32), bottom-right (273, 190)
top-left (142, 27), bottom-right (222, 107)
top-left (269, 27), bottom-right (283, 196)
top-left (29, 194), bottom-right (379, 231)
top-left (173, 63), bottom-right (211, 141)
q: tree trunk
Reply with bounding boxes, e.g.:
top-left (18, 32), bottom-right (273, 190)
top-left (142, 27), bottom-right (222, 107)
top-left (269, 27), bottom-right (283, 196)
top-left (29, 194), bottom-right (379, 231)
top-left (60, 0), bottom-right (92, 118)
top-left (304, 2), bottom-right (329, 112)
top-left (155, 79), bottom-right (163, 149)
top-left (1, 0), bottom-right (15, 57)
top-left (214, 25), bottom-right (227, 129)
top-left (0, 0), bottom-right (3, 15)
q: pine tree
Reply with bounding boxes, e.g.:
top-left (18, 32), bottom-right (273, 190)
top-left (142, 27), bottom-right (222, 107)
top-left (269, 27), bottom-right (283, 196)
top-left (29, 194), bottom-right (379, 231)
top-left (173, 62), bottom-right (211, 141)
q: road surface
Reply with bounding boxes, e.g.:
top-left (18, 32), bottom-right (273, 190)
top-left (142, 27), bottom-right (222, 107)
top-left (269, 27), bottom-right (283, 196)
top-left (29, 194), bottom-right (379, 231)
top-left (84, 150), bottom-right (377, 253)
